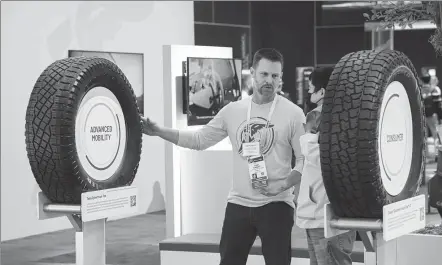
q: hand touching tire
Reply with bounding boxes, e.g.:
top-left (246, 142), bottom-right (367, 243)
top-left (141, 116), bottom-right (160, 136)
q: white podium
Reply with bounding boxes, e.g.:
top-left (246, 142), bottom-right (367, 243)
top-left (37, 186), bottom-right (139, 265)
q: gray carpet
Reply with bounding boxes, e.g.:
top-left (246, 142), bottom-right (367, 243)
top-left (37, 244), bottom-right (160, 264)
top-left (1, 211), bottom-right (166, 265)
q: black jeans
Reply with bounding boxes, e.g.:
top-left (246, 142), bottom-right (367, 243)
top-left (219, 202), bottom-right (294, 265)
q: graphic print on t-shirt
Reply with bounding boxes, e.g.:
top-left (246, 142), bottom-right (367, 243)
top-left (236, 117), bottom-right (275, 156)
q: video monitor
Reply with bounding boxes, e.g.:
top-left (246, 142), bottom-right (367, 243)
top-left (186, 57), bottom-right (242, 126)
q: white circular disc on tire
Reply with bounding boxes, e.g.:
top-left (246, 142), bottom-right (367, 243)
top-left (378, 80), bottom-right (413, 196)
top-left (75, 86), bottom-right (127, 182)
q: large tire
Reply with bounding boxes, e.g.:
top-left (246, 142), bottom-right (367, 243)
top-left (320, 49), bottom-right (425, 219)
top-left (25, 56), bottom-right (142, 204)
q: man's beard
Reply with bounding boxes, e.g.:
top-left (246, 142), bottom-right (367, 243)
top-left (258, 84), bottom-right (274, 95)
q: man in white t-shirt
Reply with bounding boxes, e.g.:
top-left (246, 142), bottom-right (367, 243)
top-left (142, 48), bottom-right (306, 265)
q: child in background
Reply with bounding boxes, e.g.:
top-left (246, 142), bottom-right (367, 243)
top-left (296, 67), bottom-right (356, 265)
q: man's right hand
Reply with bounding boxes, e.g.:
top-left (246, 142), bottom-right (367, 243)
top-left (141, 116), bottom-right (160, 136)
top-left (140, 116), bottom-right (180, 145)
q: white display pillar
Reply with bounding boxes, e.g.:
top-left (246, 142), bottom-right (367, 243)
top-left (162, 45), bottom-right (233, 238)
top-left (180, 149), bottom-right (233, 235)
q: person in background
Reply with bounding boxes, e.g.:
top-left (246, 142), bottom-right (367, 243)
top-left (429, 170), bottom-right (442, 221)
top-left (422, 75), bottom-right (441, 145)
top-left (429, 74), bottom-right (442, 221)
top-left (296, 67), bottom-right (356, 265)
top-left (431, 76), bottom-right (442, 123)
top-left (142, 48), bottom-right (306, 265)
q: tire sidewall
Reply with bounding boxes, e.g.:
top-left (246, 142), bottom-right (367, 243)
top-left (377, 62), bottom-right (424, 202)
top-left (72, 61), bottom-right (142, 190)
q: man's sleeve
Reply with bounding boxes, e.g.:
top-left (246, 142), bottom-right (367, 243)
top-left (177, 105), bottom-right (229, 150)
top-left (290, 109), bottom-right (306, 173)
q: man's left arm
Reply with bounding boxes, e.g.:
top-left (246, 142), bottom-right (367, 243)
top-left (260, 110), bottom-right (306, 196)
top-left (281, 113), bottom-right (306, 190)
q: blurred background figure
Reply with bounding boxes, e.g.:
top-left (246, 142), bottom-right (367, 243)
top-left (241, 69), bottom-right (254, 98)
top-left (429, 168), bottom-right (442, 221)
top-left (422, 75), bottom-right (442, 150)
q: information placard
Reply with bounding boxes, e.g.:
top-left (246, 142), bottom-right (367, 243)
top-left (81, 186), bottom-right (139, 222)
top-left (383, 194), bottom-right (426, 241)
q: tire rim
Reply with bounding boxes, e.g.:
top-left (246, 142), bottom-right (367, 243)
top-left (378, 80), bottom-right (413, 196)
top-left (75, 86), bottom-right (127, 182)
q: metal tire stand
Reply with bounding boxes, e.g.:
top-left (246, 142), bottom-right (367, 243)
top-left (325, 204), bottom-right (398, 265)
top-left (37, 192), bottom-right (107, 265)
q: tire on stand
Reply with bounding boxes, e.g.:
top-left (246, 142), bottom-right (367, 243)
top-left (319, 49), bottom-right (426, 218)
top-left (25, 56), bottom-right (143, 204)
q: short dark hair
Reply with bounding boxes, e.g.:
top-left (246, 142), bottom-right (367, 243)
top-left (309, 66), bottom-right (334, 93)
top-left (421, 75), bottom-right (431, 84)
top-left (252, 48), bottom-right (284, 70)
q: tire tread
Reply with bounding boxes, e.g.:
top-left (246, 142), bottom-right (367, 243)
top-left (320, 50), bottom-right (425, 218)
top-left (25, 57), bottom-right (142, 204)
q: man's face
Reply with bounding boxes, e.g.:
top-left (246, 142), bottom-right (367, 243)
top-left (251, 58), bottom-right (282, 98)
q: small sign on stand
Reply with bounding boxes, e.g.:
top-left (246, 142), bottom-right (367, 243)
top-left (78, 186), bottom-right (139, 265)
top-left (382, 194), bottom-right (426, 241)
top-left (324, 194), bottom-right (426, 265)
top-left (81, 186), bottom-right (139, 222)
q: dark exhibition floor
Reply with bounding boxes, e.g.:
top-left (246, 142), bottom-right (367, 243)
top-left (2, 162), bottom-right (442, 265)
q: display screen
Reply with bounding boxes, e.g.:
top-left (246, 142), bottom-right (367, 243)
top-left (186, 57), bottom-right (242, 126)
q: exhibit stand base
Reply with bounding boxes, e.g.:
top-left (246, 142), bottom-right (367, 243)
top-left (160, 249), bottom-right (313, 265)
top-left (159, 233), bottom-right (365, 265)
top-left (159, 194), bottom-right (440, 264)
top-left (325, 194), bottom-right (430, 265)
top-left (37, 186), bottom-right (139, 265)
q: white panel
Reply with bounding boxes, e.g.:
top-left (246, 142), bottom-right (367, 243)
top-left (180, 150), bottom-right (233, 235)
top-left (396, 234), bottom-right (442, 265)
top-left (162, 45), bottom-right (233, 237)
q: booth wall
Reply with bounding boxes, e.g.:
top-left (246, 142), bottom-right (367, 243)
top-left (1, 1), bottom-right (194, 241)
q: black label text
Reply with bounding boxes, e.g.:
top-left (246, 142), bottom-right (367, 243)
top-left (387, 133), bottom-right (404, 143)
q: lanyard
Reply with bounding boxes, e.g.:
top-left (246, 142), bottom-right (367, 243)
top-left (246, 95), bottom-right (278, 136)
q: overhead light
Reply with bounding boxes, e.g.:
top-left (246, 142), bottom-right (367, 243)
top-left (322, 1), bottom-right (422, 10)
top-left (365, 20), bottom-right (436, 31)
top-left (322, 2), bottom-right (375, 10)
